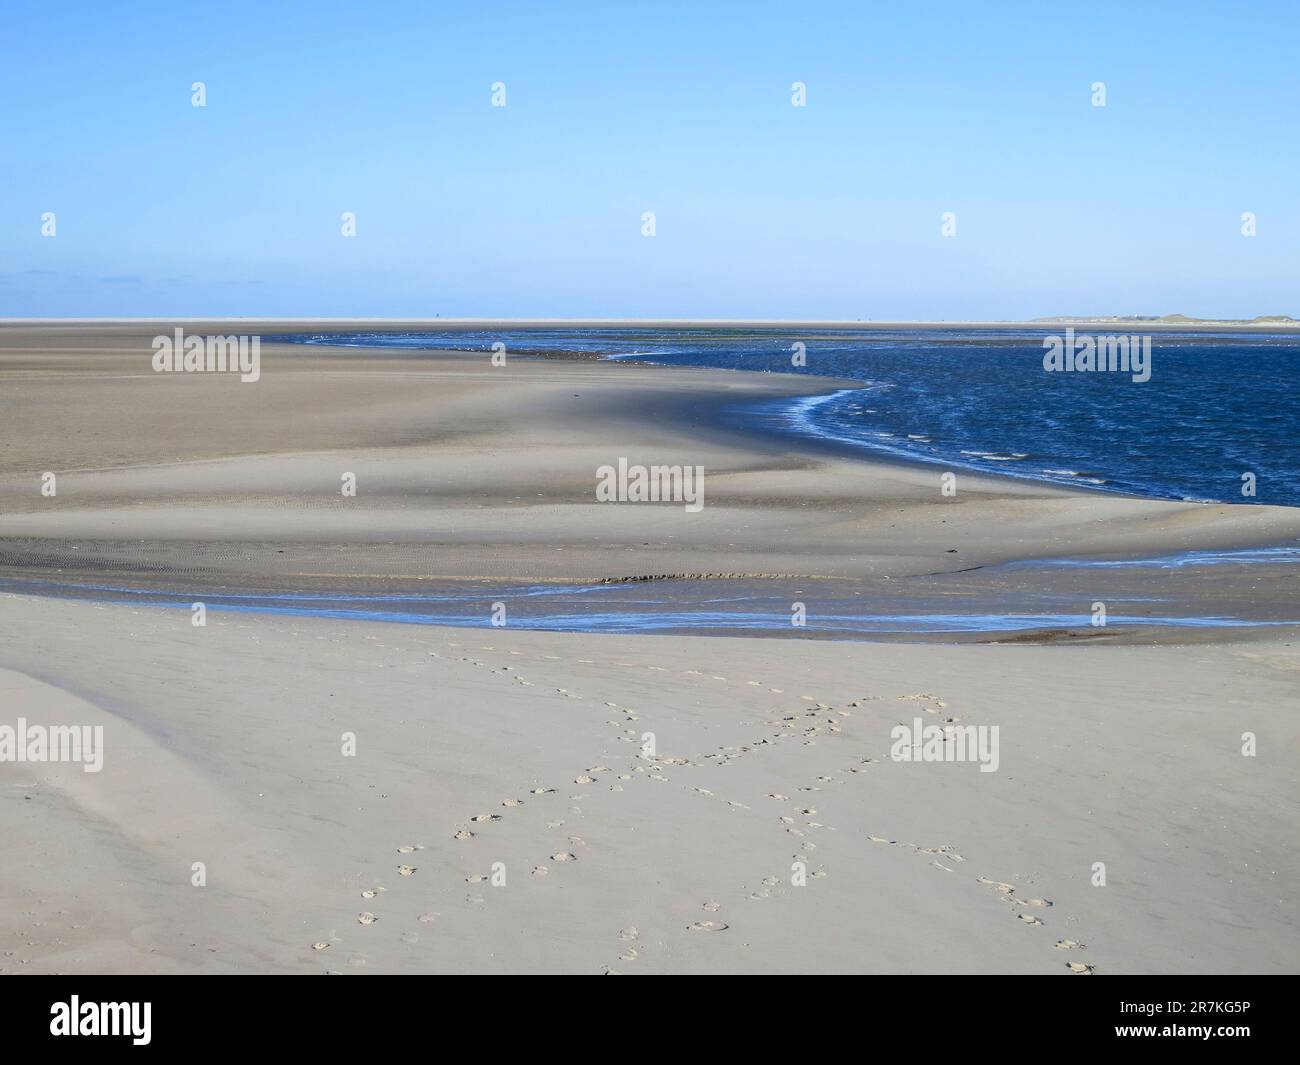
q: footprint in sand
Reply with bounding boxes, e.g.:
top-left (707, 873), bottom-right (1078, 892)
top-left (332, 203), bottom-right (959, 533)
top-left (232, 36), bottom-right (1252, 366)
top-left (551, 852), bottom-right (578, 862)
top-left (470, 814), bottom-right (501, 823)
top-left (1054, 939), bottom-right (1085, 950)
top-left (1017, 914), bottom-right (1044, 926)
top-left (397, 845), bottom-right (421, 854)
top-left (977, 877), bottom-right (1051, 910)
top-left (687, 921), bottom-right (729, 932)
top-left (531, 787), bottom-right (556, 795)
top-left (418, 913), bottom-right (439, 923)
top-left (532, 866), bottom-right (548, 877)
top-left (619, 947), bottom-right (639, 961)
top-left (1066, 962), bottom-right (1095, 974)
top-left (574, 775), bottom-right (595, 784)
top-left (502, 798), bottom-right (524, 807)
top-left (361, 888), bottom-right (381, 899)
top-left (398, 865), bottom-right (417, 877)
top-left (311, 942), bottom-right (331, 951)
top-left (702, 901), bottom-right (720, 912)
top-left (620, 927), bottom-right (640, 940)
top-left (358, 912), bottom-right (378, 926)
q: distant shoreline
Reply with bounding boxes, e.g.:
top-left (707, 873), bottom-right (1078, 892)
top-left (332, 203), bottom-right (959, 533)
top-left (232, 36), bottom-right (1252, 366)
top-left (3, 317), bottom-right (1299, 333)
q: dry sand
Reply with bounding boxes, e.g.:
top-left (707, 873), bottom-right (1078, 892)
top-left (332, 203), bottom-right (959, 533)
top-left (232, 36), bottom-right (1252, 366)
top-left (2, 596), bottom-right (1297, 974)
top-left (1, 322), bottom-right (1297, 974)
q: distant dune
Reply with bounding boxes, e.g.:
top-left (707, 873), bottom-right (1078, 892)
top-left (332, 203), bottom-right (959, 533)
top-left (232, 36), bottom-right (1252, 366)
top-left (1032, 313), bottom-right (1298, 326)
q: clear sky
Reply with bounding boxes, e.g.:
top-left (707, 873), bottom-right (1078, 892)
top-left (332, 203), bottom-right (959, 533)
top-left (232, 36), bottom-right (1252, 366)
top-left (3, 1), bottom-right (1297, 319)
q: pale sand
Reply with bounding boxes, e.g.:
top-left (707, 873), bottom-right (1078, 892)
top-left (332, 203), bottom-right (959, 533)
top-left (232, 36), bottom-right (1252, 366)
top-left (1, 322), bottom-right (1298, 973)
top-left (1, 594), bottom-right (1297, 974)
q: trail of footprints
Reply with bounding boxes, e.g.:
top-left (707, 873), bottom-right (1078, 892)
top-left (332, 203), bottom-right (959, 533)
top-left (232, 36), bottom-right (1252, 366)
top-left (322, 640), bottom-right (645, 965)
top-left (321, 643), bottom-right (1093, 975)
top-left (863, 694), bottom-right (1098, 973)
top-left (331, 645), bottom-right (947, 968)
top-left (862, 838), bottom-right (1097, 974)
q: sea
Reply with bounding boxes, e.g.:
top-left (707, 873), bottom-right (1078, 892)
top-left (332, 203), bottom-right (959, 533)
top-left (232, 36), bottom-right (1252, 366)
top-left (276, 326), bottom-right (1300, 506)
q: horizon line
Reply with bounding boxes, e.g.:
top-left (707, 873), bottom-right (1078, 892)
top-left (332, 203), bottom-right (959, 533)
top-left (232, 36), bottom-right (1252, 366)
top-left (3, 316), bottom-right (1298, 331)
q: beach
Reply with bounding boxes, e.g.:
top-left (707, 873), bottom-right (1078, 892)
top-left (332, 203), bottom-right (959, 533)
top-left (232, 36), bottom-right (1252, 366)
top-left (1, 322), bottom-right (1298, 973)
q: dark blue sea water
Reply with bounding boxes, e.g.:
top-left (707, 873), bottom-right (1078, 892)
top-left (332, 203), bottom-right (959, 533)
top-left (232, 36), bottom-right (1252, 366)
top-left (276, 327), bottom-right (1300, 506)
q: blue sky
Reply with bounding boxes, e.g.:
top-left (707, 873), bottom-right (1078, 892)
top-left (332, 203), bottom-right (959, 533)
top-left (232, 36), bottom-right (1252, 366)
top-left (2, 1), bottom-right (1297, 319)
